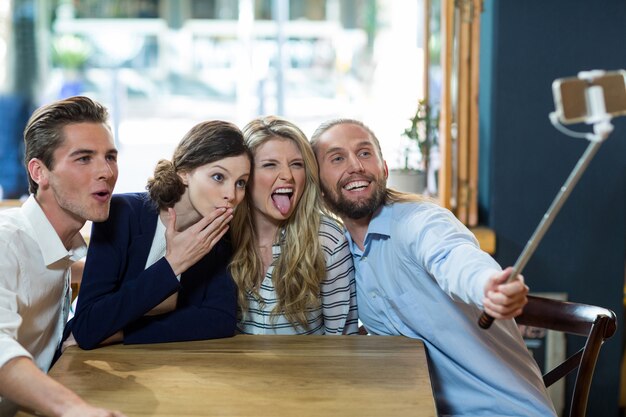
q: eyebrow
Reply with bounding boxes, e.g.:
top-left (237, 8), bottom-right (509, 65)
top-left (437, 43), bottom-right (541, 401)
top-left (68, 148), bottom-right (118, 157)
top-left (212, 164), bottom-right (250, 174)
top-left (212, 164), bottom-right (251, 178)
top-left (257, 156), bottom-right (304, 163)
top-left (355, 140), bottom-right (375, 148)
top-left (68, 149), bottom-right (94, 157)
top-left (324, 141), bottom-right (373, 155)
top-left (212, 164), bottom-right (230, 172)
top-left (324, 146), bottom-right (344, 156)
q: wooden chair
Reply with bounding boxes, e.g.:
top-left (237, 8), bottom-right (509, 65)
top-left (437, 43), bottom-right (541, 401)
top-left (516, 295), bottom-right (617, 417)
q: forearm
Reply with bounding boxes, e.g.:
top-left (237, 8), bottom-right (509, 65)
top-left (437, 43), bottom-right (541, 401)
top-left (73, 258), bottom-right (180, 349)
top-left (124, 305), bottom-right (236, 344)
top-left (433, 245), bottom-right (499, 305)
top-left (145, 293), bottom-right (178, 316)
top-left (0, 356), bottom-right (86, 417)
top-left (419, 212), bottom-right (500, 305)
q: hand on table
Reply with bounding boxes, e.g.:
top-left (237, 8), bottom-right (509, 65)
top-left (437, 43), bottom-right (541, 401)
top-left (61, 403), bottom-right (126, 417)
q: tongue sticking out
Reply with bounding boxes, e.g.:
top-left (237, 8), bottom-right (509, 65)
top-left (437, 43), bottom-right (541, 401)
top-left (272, 194), bottom-right (292, 215)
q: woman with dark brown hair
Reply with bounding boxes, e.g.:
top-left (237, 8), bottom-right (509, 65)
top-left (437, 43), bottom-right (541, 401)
top-left (71, 120), bottom-right (252, 349)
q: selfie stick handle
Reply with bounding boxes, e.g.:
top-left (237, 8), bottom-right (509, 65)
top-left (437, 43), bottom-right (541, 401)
top-left (479, 79), bottom-right (613, 329)
top-left (478, 139), bottom-right (604, 328)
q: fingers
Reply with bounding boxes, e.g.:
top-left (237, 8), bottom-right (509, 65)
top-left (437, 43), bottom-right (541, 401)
top-left (483, 293), bottom-right (527, 319)
top-left (164, 208), bottom-right (233, 276)
top-left (485, 267), bottom-right (516, 290)
top-left (202, 208), bottom-right (233, 234)
top-left (482, 268), bottom-right (529, 319)
top-left (189, 207), bottom-right (232, 233)
top-left (101, 409), bottom-right (126, 417)
top-left (167, 207), bottom-right (232, 249)
top-left (202, 214), bottom-right (232, 242)
top-left (208, 224), bottom-right (230, 249)
top-left (485, 283), bottom-right (528, 308)
top-left (63, 405), bottom-right (127, 417)
top-left (194, 209), bottom-right (233, 248)
top-left (164, 207), bottom-right (177, 237)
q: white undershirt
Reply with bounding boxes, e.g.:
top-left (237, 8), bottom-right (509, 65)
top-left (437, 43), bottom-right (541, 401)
top-left (145, 215), bottom-right (180, 281)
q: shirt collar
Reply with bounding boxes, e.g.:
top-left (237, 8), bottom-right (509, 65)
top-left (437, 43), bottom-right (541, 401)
top-left (21, 195), bottom-right (88, 267)
top-left (344, 204), bottom-right (392, 254)
top-left (366, 204), bottom-right (393, 238)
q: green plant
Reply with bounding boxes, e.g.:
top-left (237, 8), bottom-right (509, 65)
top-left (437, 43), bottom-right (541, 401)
top-left (402, 99), bottom-right (439, 174)
top-left (52, 35), bottom-right (91, 70)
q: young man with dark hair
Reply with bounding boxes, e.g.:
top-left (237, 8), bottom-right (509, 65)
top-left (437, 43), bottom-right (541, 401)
top-left (0, 96), bottom-right (125, 416)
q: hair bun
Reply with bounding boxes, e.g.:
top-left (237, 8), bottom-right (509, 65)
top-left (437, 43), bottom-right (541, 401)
top-left (146, 159), bottom-right (185, 208)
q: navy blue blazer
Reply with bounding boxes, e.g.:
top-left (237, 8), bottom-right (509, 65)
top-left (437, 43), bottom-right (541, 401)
top-left (71, 193), bottom-right (237, 350)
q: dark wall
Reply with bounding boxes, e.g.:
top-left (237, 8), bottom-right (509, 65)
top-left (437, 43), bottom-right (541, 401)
top-left (479, 1), bottom-right (626, 416)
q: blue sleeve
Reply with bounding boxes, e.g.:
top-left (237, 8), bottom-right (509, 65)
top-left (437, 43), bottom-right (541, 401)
top-left (404, 204), bottom-right (500, 305)
top-left (72, 197), bottom-right (182, 349)
top-left (123, 251), bottom-right (237, 344)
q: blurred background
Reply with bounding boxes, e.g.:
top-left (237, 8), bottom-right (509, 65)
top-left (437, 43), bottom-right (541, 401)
top-left (0, 0), bottom-right (440, 197)
top-left (2, 3), bottom-right (625, 415)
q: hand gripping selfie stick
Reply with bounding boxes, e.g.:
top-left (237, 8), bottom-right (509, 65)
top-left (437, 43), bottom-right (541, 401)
top-left (478, 70), bottom-right (616, 329)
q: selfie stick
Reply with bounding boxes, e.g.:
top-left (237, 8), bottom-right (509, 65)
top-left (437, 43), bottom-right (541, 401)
top-left (478, 71), bottom-right (614, 329)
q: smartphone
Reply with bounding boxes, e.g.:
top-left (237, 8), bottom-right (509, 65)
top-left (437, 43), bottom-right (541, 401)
top-left (552, 69), bottom-right (626, 124)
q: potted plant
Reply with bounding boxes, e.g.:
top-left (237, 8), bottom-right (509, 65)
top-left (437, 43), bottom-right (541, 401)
top-left (388, 99), bottom-right (439, 194)
top-left (52, 35), bottom-right (91, 98)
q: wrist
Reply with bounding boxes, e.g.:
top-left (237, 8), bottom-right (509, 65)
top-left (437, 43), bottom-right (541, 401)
top-left (478, 268), bottom-right (500, 305)
top-left (163, 255), bottom-right (183, 277)
top-left (48, 389), bottom-right (86, 417)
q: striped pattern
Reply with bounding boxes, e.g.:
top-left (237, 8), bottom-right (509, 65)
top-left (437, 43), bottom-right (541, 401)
top-left (238, 216), bottom-right (358, 335)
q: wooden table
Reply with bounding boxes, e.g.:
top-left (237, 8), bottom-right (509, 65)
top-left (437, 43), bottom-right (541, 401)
top-left (18, 335), bottom-right (436, 417)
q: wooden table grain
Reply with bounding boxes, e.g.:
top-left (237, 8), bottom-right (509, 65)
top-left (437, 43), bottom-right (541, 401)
top-left (18, 335), bottom-right (437, 417)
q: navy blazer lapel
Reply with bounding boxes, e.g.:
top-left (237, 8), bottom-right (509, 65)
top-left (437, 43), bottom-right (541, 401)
top-left (139, 195), bottom-right (159, 240)
top-left (124, 194), bottom-right (160, 279)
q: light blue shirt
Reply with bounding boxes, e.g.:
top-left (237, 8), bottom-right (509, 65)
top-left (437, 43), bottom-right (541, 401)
top-left (347, 202), bottom-right (556, 417)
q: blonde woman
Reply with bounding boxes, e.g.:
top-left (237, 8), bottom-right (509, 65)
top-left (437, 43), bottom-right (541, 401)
top-left (230, 116), bottom-right (358, 334)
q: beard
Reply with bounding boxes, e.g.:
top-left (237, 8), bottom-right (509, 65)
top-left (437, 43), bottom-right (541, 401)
top-left (321, 176), bottom-right (386, 220)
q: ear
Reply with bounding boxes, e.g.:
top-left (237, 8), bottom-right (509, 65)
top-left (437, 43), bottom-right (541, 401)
top-left (28, 159), bottom-right (49, 189)
top-left (178, 171), bottom-right (189, 186)
top-left (383, 160), bottom-right (389, 179)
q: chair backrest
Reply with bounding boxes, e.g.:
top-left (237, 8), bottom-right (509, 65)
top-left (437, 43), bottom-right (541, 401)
top-left (516, 295), bottom-right (617, 417)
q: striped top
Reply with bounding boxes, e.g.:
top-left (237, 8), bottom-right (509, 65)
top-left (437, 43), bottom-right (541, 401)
top-left (238, 216), bottom-right (359, 335)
